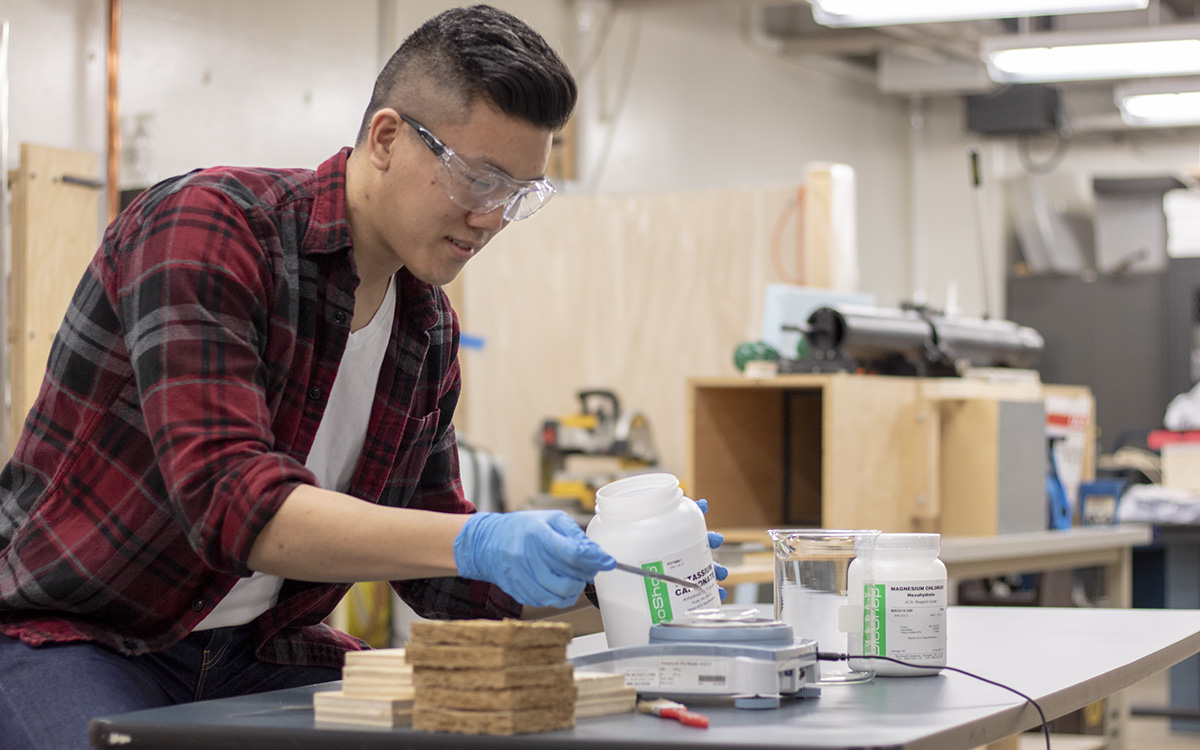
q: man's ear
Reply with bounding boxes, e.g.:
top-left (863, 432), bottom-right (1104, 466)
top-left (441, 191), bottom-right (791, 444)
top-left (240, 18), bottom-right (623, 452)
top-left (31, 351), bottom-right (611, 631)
top-left (368, 108), bottom-right (403, 171)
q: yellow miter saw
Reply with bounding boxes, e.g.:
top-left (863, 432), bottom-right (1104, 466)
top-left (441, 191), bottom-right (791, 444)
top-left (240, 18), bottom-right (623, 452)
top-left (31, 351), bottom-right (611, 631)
top-left (537, 389), bottom-right (658, 514)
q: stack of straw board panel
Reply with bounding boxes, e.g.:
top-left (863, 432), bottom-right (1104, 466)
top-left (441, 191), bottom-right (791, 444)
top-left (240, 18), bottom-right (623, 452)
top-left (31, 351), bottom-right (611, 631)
top-left (313, 647), bottom-right (414, 727)
top-left (408, 619), bottom-right (578, 735)
top-left (312, 620), bottom-right (637, 731)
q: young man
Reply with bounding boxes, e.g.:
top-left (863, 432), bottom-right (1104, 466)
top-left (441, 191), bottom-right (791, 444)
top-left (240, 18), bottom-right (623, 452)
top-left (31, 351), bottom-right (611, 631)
top-left (0, 6), bottom-right (617, 748)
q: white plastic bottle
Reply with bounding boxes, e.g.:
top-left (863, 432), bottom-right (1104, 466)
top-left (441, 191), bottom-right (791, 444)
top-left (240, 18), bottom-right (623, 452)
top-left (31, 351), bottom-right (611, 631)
top-left (586, 473), bottom-right (721, 648)
top-left (848, 533), bottom-right (947, 677)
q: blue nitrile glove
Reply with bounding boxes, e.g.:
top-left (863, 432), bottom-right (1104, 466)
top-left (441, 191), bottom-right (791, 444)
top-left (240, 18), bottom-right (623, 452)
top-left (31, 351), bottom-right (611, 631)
top-left (454, 510), bottom-right (616, 608)
top-left (695, 499), bottom-right (729, 601)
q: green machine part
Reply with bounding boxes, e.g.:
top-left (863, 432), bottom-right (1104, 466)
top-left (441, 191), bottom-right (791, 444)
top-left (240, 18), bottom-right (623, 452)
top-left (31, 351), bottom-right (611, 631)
top-left (733, 341), bottom-right (780, 371)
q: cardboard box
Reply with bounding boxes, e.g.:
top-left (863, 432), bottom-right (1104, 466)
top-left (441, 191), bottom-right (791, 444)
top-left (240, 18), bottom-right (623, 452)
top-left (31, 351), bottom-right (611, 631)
top-left (1162, 443), bottom-right (1200, 492)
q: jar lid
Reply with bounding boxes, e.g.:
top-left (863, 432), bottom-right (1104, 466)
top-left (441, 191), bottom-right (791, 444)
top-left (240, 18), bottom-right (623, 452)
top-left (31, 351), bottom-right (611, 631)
top-left (873, 533), bottom-right (940, 551)
top-left (593, 473), bottom-right (684, 519)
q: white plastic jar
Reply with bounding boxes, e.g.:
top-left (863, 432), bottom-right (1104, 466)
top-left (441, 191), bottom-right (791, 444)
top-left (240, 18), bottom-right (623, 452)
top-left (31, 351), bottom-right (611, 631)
top-left (586, 473), bottom-right (721, 648)
top-left (848, 533), bottom-right (947, 677)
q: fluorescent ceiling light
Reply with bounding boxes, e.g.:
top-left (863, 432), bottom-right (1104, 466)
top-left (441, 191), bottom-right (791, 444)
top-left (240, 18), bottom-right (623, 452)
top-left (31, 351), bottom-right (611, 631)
top-left (1116, 77), bottom-right (1200, 126)
top-left (1121, 92), bottom-right (1200, 124)
top-left (982, 24), bottom-right (1200, 82)
top-left (810, 0), bottom-right (1148, 28)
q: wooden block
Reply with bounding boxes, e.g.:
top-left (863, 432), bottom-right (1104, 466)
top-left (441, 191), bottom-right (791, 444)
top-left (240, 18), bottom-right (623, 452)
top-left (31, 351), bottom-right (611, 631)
top-left (314, 709), bottom-right (411, 728)
top-left (314, 690), bottom-right (414, 711)
top-left (343, 665), bottom-right (413, 682)
top-left (341, 649), bottom-right (414, 698)
top-left (409, 619), bottom-right (573, 647)
top-left (415, 684), bottom-right (577, 711)
top-left (574, 671), bottom-right (627, 697)
top-left (343, 678), bottom-right (413, 696)
top-left (344, 672), bottom-right (414, 686)
top-left (575, 687), bottom-right (638, 719)
top-left (344, 647), bottom-right (409, 667)
top-left (412, 703), bottom-right (575, 735)
top-left (342, 681), bottom-right (415, 700)
top-left (312, 690), bottom-right (413, 728)
top-left (573, 672), bottom-right (636, 719)
top-left (405, 642), bottom-right (566, 669)
top-left (343, 664), bottom-right (414, 680)
top-left (412, 662), bottom-right (574, 690)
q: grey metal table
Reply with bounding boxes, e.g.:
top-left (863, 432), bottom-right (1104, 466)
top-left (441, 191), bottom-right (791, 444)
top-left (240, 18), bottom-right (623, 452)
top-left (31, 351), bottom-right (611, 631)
top-left (1151, 524), bottom-right (1200, 731)
top-left (91, 606), bottom-right (1200, 750)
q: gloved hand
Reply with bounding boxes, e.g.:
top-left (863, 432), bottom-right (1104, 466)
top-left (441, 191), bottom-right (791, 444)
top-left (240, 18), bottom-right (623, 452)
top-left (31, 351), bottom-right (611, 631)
top-left (695, 499), bottom-right (729, 601)
top-left (454, 510), bottom-right (616, 608)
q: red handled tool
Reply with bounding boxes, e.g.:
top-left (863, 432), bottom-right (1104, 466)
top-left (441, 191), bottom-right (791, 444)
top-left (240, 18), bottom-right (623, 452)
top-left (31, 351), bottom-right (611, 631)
top-left (636, 699), bottom-right (709, 729)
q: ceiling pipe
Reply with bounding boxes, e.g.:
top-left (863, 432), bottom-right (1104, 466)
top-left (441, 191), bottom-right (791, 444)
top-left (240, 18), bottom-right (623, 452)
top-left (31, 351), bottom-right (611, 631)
top-left (873, 23), bottom-right (987, 63)
top-left (740, 5), bottom-right (877, 85)
top-left (744, 3), bottom-right (992, 65)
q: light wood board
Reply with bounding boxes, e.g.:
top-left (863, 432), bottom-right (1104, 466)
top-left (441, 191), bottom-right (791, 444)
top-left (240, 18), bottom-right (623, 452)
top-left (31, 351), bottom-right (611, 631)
top-left (458, 186), bottom-right (798, 508)
top-left (9, 143), bottom-right (99, 450)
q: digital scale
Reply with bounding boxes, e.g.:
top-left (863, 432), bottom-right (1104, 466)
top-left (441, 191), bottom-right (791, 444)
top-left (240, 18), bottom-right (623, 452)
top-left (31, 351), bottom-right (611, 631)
top-left (570, 607), bottom-right (820, 709)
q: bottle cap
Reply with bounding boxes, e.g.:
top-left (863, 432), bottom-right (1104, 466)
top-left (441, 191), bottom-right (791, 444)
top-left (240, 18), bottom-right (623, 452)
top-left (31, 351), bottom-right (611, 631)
top-left (874, 532), bottom-right (940, 551)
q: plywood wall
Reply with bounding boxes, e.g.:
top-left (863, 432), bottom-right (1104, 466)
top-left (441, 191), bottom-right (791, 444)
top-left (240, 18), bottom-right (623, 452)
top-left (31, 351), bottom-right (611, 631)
top-left (458, 186), bottom-right (799, 508)
top-left (8, 144), bottom-right (100, 451)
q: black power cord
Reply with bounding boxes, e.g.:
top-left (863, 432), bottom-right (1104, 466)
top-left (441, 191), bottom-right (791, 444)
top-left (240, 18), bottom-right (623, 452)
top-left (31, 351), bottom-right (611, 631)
top-left (817, 652), bottom-right (1051, 750)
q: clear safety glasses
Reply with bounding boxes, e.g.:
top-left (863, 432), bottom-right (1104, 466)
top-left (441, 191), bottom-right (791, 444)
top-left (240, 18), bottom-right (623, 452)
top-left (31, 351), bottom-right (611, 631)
top-left (400, 114), bottom-right (556, 222)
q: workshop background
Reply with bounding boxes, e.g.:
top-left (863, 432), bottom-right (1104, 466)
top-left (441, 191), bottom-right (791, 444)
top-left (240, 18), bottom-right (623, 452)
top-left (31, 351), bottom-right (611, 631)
top-left (10, 5), bottom-right (1200, 745)
top-left (5, 0), bottom-right (1200, 520)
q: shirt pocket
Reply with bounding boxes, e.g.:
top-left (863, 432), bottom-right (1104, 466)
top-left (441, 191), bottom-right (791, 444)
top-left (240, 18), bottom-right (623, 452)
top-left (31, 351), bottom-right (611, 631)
top-left (381, 409), bottom-right (443, 507)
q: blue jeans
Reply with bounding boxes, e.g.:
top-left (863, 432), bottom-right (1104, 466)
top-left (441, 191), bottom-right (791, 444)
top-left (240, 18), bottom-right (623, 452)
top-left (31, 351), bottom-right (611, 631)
top-left (0, 626), bottom-right (341, 750)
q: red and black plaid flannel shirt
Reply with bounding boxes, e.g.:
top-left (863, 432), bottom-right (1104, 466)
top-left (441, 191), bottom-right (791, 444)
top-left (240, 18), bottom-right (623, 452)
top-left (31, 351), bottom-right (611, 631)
top-left (0, 148), bottom-right (518, 667)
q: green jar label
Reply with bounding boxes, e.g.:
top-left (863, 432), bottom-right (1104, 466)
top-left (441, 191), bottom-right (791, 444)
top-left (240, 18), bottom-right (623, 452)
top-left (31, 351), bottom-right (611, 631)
top-left (641, 561), bottom-right (674, 624)
top-left (862, 580), bottom-right (946, 662)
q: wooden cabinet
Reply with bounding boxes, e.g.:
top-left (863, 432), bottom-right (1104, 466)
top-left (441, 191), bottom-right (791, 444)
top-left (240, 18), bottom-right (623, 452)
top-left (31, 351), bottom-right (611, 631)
top-left (687, 374), bottom-right (1093, 536)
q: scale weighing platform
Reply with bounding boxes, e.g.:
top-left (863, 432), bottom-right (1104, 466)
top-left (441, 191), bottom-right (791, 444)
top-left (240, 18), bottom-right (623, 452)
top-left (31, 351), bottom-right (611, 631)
top-left (570, 607), bottom-right (820, 709)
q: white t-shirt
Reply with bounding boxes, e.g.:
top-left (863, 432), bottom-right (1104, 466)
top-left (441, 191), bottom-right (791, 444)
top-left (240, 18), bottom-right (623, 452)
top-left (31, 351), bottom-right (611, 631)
top-left (193, 275), bottom-right (397, 631)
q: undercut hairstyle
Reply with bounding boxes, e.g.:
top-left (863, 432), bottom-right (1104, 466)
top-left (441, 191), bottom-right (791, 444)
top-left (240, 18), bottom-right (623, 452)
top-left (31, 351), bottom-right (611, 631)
top-left (355, 4), bottom-right (577, 145)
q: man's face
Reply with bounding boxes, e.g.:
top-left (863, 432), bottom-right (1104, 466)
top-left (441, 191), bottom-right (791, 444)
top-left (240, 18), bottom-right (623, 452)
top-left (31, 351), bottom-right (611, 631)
top-left (370, 102), bottom-right (554, 287)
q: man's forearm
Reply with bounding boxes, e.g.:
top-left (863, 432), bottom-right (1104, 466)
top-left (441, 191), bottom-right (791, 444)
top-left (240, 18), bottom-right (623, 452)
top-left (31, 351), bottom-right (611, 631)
top-left (246, 484), bottom-right (470, 582)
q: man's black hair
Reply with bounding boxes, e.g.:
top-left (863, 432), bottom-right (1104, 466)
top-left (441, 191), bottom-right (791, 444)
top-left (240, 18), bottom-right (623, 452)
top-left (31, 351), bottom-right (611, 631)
top-left (356, 4), bottom-right (576, 144)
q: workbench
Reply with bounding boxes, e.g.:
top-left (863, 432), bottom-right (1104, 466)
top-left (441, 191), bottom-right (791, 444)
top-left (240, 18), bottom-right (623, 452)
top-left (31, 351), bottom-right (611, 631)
top-left (90, 606), bottom-right (1200, 750)
top-left (721, 524), bottom-right (1152, 608)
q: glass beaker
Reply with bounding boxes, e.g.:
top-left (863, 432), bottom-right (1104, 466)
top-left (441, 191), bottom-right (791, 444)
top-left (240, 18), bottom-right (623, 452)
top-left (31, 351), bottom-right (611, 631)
top-left (768, 528), bottom-right (880, 684)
